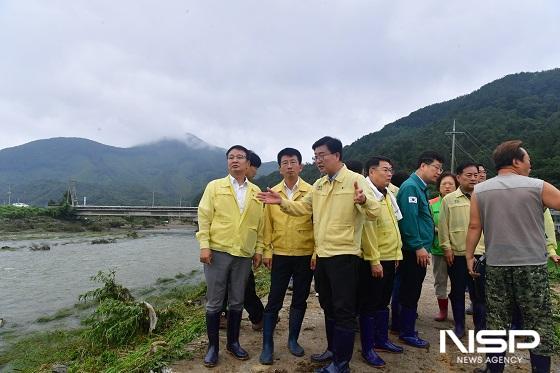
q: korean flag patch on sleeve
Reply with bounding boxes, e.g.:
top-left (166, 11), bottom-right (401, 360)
top-left (408, 196), bottom-right (417, 204)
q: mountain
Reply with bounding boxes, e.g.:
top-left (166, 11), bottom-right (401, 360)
top-left (0, 134), bottom-right (280, 206)
top-left (255, 68), bottom-right (560, 190)
top-left (343, 69), bottom-right (560, 185)
top-left (3, 69), bottom-right (560, 206)
top-left (0, 135), bottom-right (225, 206)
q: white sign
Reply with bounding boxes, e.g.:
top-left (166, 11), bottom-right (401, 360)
top-left (440, 330), bottom-right (540, 354)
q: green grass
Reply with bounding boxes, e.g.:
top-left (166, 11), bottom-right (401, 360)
top-left (0, 268), bottom-right (271, 372)
top-left (0, 330), bottom-right (83, 372)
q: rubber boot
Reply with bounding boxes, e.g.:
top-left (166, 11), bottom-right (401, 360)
top-left (315, 326), bottom-right (355, 373)
top-left (226, 309), bottom-right (249, 360)
top-left (311, 316), bottom-right (335, 363)
top-left (203, 311), bottom-right (220, 367)
top-left (398, 305), bottom-right (429, 348)
top-left (288, 308), bottom-right (305, 357)
top-left (359, 315), bottom-right (385, 367)
top-left (373, 309), bottom-right (403, 353)
top-left (450, 297), bottom-right (465, 339)
top-left (529, 352), bottom-right (551, 373)
top-left (434, 298), bottom-right (448, 321)
top-left (259, 313), bottom-right (277, 365)
top-left (472, 301), bottom-right (486, 333)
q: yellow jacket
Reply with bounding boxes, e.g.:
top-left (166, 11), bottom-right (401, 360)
top-left (196, 176), bottom-right (264, 257)
top-left (361, 221), bottom-right (380, 264)
top-left (545, 208), bottom-right (558, 257)
top-left (263, 178), bottom-right (315, 258)
top-left (279, 165), bottom-right (380, 258)
top-left (372, 194), bottom-right (403, 262)
top-left (439, 188), bottom-right (485, 256)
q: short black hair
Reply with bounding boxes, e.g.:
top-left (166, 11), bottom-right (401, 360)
top-left (436, 171), bottom-right (459, 192)
top-left (226, 145), bottom-right (249, 158)
top-left (247, 150), bottom-right (262, 168)
top-left (477, 163), bottom-right (486, 170)
top-left (277, 147), bottom-right (302, 165)
top-left (455, 162), bottom-right (479, 175)
top-left (312, 136), bottom-right (343, 160)
top-left (365, 156), bottom-right (394, 172)
top-left (345, 160), bottom-right (363, 174)
top-left (416, 151), bottom-right (445, 169)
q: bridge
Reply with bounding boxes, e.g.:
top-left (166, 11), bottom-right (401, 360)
top-left (73, 206), bottom-right (198, 219)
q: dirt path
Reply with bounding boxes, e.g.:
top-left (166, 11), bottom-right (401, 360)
top-left (171, 270), bottom-right (558, 372)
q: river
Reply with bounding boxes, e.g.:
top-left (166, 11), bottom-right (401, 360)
top-left (0, 226), bottom-right (202, 349)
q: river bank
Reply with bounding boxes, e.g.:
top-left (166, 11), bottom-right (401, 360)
top-left (1, 222), bottom-right (559, 372)
top-left (0, 222), bottom-right (204, 372)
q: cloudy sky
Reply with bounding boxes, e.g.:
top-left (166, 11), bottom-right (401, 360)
top-left (1, 1), bottom-right (559, 161)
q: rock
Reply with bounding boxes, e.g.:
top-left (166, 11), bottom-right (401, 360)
top-left (91, 238), bottom-right (117, 245)
top-left (51, 364), bottom-right (68, 373)
top-left (30, 243), bottom-right (50, 251)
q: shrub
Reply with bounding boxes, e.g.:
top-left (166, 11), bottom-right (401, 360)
top-left (79, 270), bottom-right (134, 303)
top-left (84, 299), bottom-right (146, 347)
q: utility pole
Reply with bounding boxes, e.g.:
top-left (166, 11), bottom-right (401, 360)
top-left (445, 119), bottom-right (464, 173)
top-left (7, 184), bottom-right (11, 205)
top-left (152, 191), bottom-right (155, 207)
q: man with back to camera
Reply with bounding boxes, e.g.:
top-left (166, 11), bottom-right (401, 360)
top-left (466, 140), bottom-right (560, 373)
top-left (396, 150), bottom-right (445, 348)
top-left (259, 147), bottom-right (315, 365)
top-left (196, 145), bottom-right (264, 367)
top-left (438, 162), bottom-right (485, 337)
top-left (258, 136), bottom-right (379, 373)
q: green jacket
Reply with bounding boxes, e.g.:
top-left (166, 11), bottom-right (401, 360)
top-left (396, 172), bottom-right (435, 253)
top-left (429, 196), bottom-right (443, 256)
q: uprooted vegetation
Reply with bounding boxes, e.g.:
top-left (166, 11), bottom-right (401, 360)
top-left (0, 268), bottom-right (271, 372)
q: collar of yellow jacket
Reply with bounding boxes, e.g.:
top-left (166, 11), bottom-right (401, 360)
top-left (448, 187), bottom-right (470, 200)
top-left (218, 175), bottom-right (261, 195)
top-left (271, 177), bottom-right (311, 197)
top-left (317, 164), bottom-right (350, 186)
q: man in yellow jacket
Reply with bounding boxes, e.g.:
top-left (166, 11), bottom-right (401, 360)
top-left (196, 145), bottom-right (264, 367)
top-left (258, 147), bottom-right (315, 365)
top-left (357, 156), bottom-right (405, 369)
top-left (258, 136), bottom-right (379, 373)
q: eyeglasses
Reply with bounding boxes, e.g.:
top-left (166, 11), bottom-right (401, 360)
top-left (227, 155), bottom-right (246, 161)
top-left (376, 167), bottom-right (393, 174)
top-left (312, 153), bottom-right (332, 162)
top-left (428, 164), bottom-right (444, 173)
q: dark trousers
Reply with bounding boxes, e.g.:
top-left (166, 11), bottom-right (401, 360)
top-left (221, 270), bottom-right (264, 323)
top-left (399, 250), bottom-right (426, 308)
top-left (264, 255), bottom-right (313, 314)
top-left (448, 256), bottom-right (475, 309)
top-left (472, 255), bottom-right (485, 303)
top-left (315, 255), bottom-right (360, 330)
top-left (359, 260), bottom-right (397, 316)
